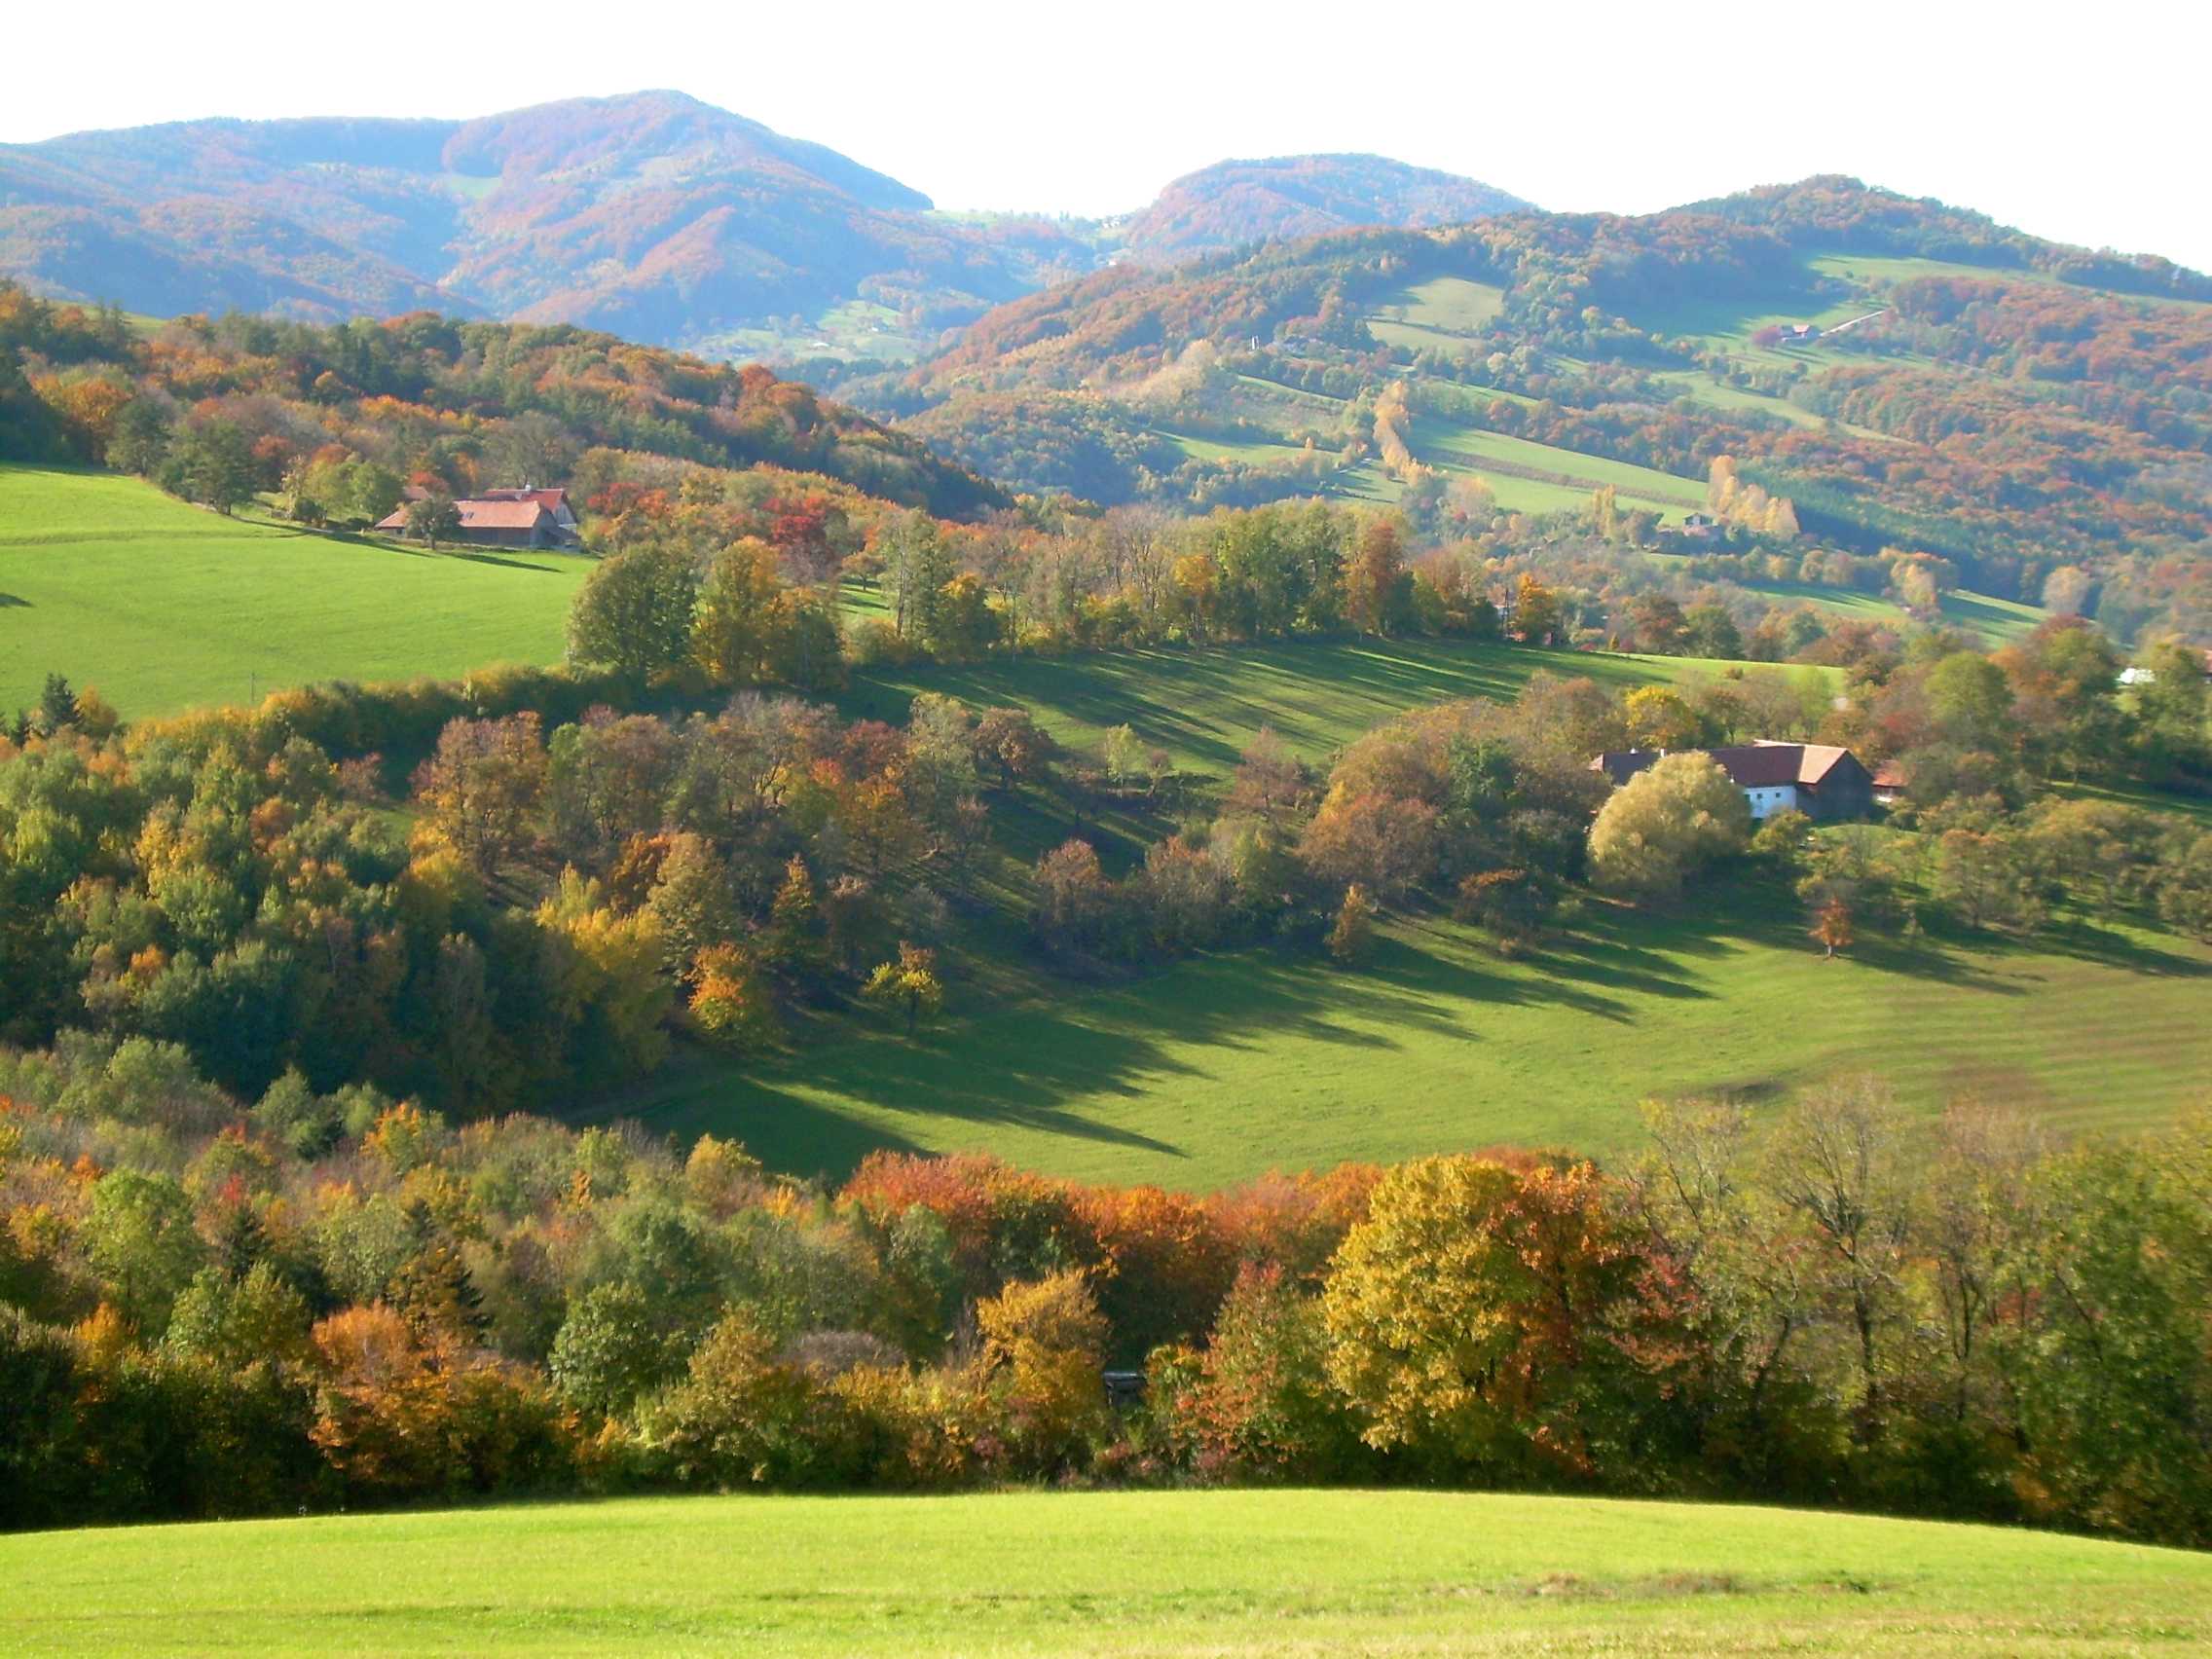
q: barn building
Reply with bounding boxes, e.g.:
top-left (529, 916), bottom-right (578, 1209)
top-left (1591, 741), bottom-right (1876, 822)
top-left (375, 486), bottom-right (581, 549)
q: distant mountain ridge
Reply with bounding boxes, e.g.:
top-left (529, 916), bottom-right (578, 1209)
top-left (0, 94), bottom-right (1530, 355)
top-left (1117, 154), bottom-right (1530, 264)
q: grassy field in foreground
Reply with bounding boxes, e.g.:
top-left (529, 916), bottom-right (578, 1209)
top-left (0, 465), bottom-right (594, 717)
top-left (617, 897), bottom-right (2212, 1190)
top-left (7, 1489), bottom-right (2206, 1656)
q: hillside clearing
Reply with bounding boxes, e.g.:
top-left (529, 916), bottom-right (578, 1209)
top-left (833, 636), bottom-right (1772, 778)
top-left (6, 1488), bottom-right (2204, 1657)
top-left (0, 465), bottom-right (593, 718)
top-left (1366, 274), bottom-right (1507, 356)
top-left (611, 899), bottom-right (2212, 1190)
top-left (1722, 578), bottom-right (2046, 647)
top-left (1412, 421), bottom-right (1704, 518)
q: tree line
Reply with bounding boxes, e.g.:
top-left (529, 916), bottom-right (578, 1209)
top-left (5, 1040), bottom-right (2212, 1549)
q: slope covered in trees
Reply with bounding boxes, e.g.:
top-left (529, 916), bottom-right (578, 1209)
top-left (0, 92), bottom-right (1088, 352)
top-left (858, 180), bottom-right (2212, 643)
top-left (0, 97), bottom-right (1531, 363)
top-left (0, 281), bottom-right (1004, 516)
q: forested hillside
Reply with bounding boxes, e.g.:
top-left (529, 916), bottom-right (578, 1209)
top-left (0, 281), bottom-right (1002, 517)
top-left (862, 179), bottom-right (2212, 644)
top-left (1116, 154), bottom-right (1528, 263)
top-left (0, 92), bottom-right (1087, 354)
top-left (0, 96), bottom-right (1527, 364)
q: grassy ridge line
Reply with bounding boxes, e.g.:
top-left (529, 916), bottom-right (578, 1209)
top-left (5, 1489), bottom-right (2205, 1656)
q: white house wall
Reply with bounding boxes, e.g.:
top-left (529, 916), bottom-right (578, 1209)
top-left (1742, 784), bottom-right (1799, 820)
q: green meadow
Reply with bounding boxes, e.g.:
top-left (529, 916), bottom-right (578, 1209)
top-left (833, 635), bottom-right (1763, 776)
top-left (1366, 273), bottom-right (1507, 356)
top-left (1727, 579), bottom-right (2046, 647)
top-left (0, 465), bottom-right (594, 718)
top-left (615, 891), bottom-right (2212, 1190)
top-left (1411, 420), bottom-right (1705, 518)
top-left (6, 1489), bottom-right (2206, 1656)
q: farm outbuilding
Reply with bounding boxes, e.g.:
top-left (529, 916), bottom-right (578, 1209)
top-left (1591, 741), bottom-right (1876, 822)
top-left (376, 486), bottom-right (582, 549)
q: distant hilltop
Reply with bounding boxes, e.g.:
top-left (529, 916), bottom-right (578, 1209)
top-left (0, 92), bottom-right (1528, 358)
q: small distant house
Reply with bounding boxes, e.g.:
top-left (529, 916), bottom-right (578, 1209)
top-left (375, 485), bottom-right (581, 549)
top-left (1676, 512), bottom-right (1721, 543)
top-left (1781, 322), bottom-right (1822, 344)
top-left (1590, 741), bottom-right (1876, 822)
top-left (1869, 760), bottom-right (1907, 807)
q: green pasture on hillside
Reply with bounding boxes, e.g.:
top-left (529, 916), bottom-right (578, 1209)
top-left (1412, 422), bottom-right (1705, 518)
top-left (7, 1488), bottom-right (2206, 1656)
top-left (616, 896), bottom-right (2212, 1190)
top-left (1154, 426), bottom-right (1322, 467)
top-left (1365, 274), bottom-right (1508, 356)
top-left (834, 636), bottom-right (1772, 778)
top-left (1806, 252), bottom-right (2057, 292)
top-left (1725, 579), bottom-right (2046, 647)
top-left (0, 465), bottom-right (594, 718)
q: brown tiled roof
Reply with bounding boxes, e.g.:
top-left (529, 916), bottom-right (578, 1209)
top-left (1590, 743), bottom-right (1862, 790)
top-left (374, 498), bottom-right (552, 532)
top-left (457, 500), bottom-right (552, 530)
top-left (477, 487), bottom-right (570, 511)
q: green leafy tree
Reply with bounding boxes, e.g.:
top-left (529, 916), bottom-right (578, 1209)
top-left (168, 421), bottom-right (254, 514)
top-left (1588, 753), bottom-right (1751, 898)
top-left (862, 942), bottom-right (944, 1035)
top-left (567, 545), bottom-right (699, 677)
top-left (85, 1170), bottom-right (207, 1335)
top-left (404, 494), bottom-right (462, 549)
top-left (549, 1283), bottom-right (684, 1419)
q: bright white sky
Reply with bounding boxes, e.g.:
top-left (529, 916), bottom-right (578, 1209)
top-left (10, 0), bottom-right (2206, 270)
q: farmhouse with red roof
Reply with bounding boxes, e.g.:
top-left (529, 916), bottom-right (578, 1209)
top-left (375, 486), bottom-right (580, 549)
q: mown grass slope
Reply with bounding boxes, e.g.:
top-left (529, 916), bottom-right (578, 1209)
top-left (1728, 579), bottom-right (2046, 647)
top-left (621, 896), bottom-right (2212, 1190)
top-left (4, 463), bottom-right (1775, 731)
top-left (0, 465), bottom-right (594, 717)
top-left (6, 1489), bottom-right (2205, 1656)
top-left (834, 637), bottom-right (1765, 777)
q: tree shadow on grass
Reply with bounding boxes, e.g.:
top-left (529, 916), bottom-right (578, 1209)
top-left (606, 918), bottom-right (1722, 1179)
top-left (1981, 914), bottom-right (2212, 980)
top-left (594, 872), bottom-right (2194, 1182)
top-left (833, 640), bottom-right (1613, 778)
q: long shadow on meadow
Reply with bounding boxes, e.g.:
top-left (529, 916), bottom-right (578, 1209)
top-left (595, 864), bottom-right (2190, 1180)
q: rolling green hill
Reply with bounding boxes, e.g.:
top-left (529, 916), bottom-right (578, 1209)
top-left (1, 461), bottom-right (1765, 727)
top-left (869, 182), bottom-right (2211, 649)
top-left (0, 465), bottom-right (594, 718)
top-left (832, 635), bottom-right (1761, 776)
top-left (613, 898), bottom-right (2212, 1190)
top-left (6, 1489), bottom-right (2205, 1656)
top-left (1731, 578), bottom-right (2046, 647)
